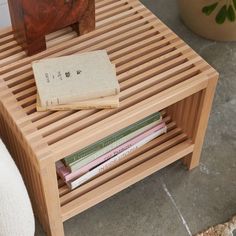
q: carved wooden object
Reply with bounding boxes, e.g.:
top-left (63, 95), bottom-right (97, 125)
top-left (7, 0), bottom-right (95, 56)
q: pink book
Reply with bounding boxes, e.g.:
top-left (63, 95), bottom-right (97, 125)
top-left (56, 122), bottom-right (166, 182)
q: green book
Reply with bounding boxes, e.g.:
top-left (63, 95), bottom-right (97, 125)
top-left (63, 112), bottom-right (161, 165)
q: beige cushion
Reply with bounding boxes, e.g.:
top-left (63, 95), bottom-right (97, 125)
top-left (0, 140), bottom-right (35, 236)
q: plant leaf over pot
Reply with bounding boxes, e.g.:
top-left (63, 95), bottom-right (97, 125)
top-left (227, 4), bottom-right (236, 22)
top-left (202, 2), bottom-right (218, 15)
top-left (216, 5), bottom-right (227, 24)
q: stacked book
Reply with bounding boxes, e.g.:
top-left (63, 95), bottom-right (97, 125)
top-left (56, 111), bottom-right (167, 190)
top-left (32, 50), bottom-right (120, 111)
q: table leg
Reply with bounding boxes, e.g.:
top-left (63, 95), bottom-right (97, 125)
top-left (185, 74), bottom-right (218, 170)
top-left (40, 164), bottom-right (65, 236)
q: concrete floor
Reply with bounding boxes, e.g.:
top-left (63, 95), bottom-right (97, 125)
top-left (1, 0), bottom-right (235, 235)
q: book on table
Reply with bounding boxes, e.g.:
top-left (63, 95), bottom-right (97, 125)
top-left (36, 94), bottom-right (120, 110)
top-left (56, 111), bottom-right (167, 190)
top-left (32, 50), bottom-right (120, 110)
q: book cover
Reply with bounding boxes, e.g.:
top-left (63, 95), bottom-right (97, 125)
top-left (36, 94), bottom-right (120, 111)
top-left (63, 111), bottom-right (161, 165)
top-left (58, 122), bottom-right (166, 182)
top-left (32, 50), bottom-right (120, 107)
top-left (68, 116), bottom-right (163, 172)
top-left (68, 125), bottom-right (167, 189)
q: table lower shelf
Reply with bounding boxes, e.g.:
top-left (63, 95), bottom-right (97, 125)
top-left (58, 115), bottom-right (194, 222)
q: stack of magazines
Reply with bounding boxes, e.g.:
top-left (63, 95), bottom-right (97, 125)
top-left (56, 111), bottom-right (167, 190)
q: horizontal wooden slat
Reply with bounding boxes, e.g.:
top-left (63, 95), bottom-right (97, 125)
top-left (0, 34), bottom-right (15, 45)
top-left (0, 27), bottom-right (13, 38)
top-left (61, 140), bottom-right (194, 221)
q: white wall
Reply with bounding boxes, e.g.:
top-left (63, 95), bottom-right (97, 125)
top-left (0, 1), bottom-right (11, 28)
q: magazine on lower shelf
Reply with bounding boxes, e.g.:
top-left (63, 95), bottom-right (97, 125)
top-left (68, 124), bottom-right (167, 190)
top-left (57, 122), bottom-right (166, 182)
top-left (63, 111), bottom-right (162, 166)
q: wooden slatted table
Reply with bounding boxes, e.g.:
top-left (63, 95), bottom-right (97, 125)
top-left (0, 0), bottom-right (218, 235)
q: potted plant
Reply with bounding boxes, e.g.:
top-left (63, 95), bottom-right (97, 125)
top-left (178, 0), bottom-right (236, 41)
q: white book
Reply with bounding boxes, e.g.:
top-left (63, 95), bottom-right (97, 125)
top-left (68, 126), bottom-right (167, 190)
top-left (32, 50), bottom-right (120, 107)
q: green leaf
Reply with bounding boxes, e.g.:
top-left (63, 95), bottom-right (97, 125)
top-left (227, 5), bottom-right (236, 22)
top-left (202, 2), bottom-right (218, 16)
top-left (216, 5), bottom-right (227, 24)
top-left (233, 0), bottom-right (236, 10)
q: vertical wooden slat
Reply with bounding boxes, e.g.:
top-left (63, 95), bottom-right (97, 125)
top-left (0, 113), bottom-right (49, 232)
top-left (40, 164), bottom-right (65, 236)
top-left (190, 92), bottom-right (202, 139)
top-left (185, 74), bottom-right (218, 169)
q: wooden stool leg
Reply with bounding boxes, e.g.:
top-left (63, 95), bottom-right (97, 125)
top-left (26, 36), bottom-right (46, 56)
top-left (182, 154), bottom-right (191, 166)
top-left (73, 0), bottom-right (95, 35)
top-left (40, 164), bottom-right (65, 236)
top-left (185, 75), bottom-right (218, 170)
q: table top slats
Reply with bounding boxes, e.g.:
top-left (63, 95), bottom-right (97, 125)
top-left (0, 0), bottom-right (217, 164)
top-left (0, 27), bottom-right (13, 38)
top-left (23, 49), bottom-right (197, 141)
top-left (0, 0), bottom-right (148, 75)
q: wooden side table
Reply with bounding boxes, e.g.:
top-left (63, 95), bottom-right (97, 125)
top-left (0, 0), bottom-right (218, 235)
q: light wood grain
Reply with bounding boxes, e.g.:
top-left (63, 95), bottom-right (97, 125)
top-left (0, 0), bottom-right (218, 235)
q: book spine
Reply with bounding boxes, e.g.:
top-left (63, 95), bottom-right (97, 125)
top-left (68, 125), bottom-right (167, 190)
top-left (65, 122), bottom-right (165, 181)
top-left (37, 94), bottom-right (120, 111)
top-left (56, 161), bottom-right (70, 180)
top-left (64, 112), bottom-right (161, 165)
top-left (56, 160), bottom-right (87, 182)
top-left (49, 88), bottom-right (119, 106)
top-left (37, 103), bottom-right (119, 111)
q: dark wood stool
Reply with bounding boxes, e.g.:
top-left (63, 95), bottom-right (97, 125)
top-left (8, 0), bottom-right (95, 56)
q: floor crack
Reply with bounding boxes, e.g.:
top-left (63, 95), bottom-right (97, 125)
top-left (161, 179), bottom-right (192, 236)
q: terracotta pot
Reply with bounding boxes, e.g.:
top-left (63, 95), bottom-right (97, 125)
top-left (178, 0), bottom-right (236, 41)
